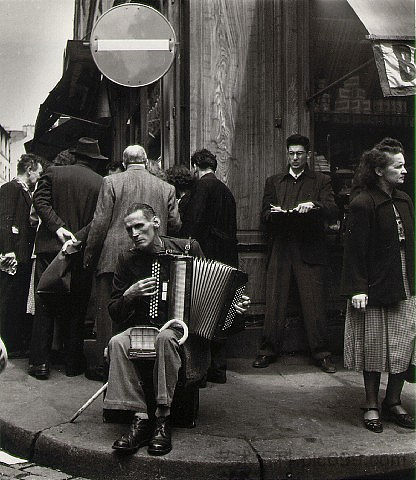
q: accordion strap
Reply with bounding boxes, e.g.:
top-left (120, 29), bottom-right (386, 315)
top-left (159, 319), bottom-right (189, 345)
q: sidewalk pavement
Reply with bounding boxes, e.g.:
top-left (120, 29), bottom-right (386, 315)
top-left (0, 355), bottom-right (415, 480)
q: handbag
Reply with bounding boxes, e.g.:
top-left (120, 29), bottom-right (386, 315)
top-left (36, 241), bottom-right (83, 296)
top-left (404, 363), bottom-right (416, 383)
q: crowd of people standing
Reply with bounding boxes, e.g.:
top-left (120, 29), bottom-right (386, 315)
top-left (0, 134), bottom-right (414, 454)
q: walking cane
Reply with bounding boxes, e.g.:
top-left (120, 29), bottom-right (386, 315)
top-left (69, 319), bottom-right (188, 423)
top-left (69, 382), bottom-right (108, 423)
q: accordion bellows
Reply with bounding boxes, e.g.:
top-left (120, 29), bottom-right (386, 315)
top-left (149, 254), bottom-right (248, 340)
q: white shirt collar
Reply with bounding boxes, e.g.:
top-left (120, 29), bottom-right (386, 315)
top-left (289, 167), bottom-right (305, 180)
top-left (14, 177), bottom-right (32, 196)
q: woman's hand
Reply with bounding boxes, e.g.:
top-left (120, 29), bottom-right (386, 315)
top-left (351, 293), bottom-right (368, 310)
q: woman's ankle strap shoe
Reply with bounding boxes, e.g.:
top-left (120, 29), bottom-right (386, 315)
top-left (381, 401), bottom-right (415, 429)
top-left (361, 407), bottom-right (383, 433)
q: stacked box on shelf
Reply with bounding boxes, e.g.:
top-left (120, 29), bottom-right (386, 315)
top-left (361, 100), bottom-right (372, 113)
top-left (314, 154), bottom-right (331, 173)
top-left (350, 100), bottom-right (361, 113)
top-left (372, 99), bottom-right (384, 114)
top-left (320, 93), bottom-right (331, 112)
top-left (334, 99), bottom-right (350, 112)
top-left (351, 88), bottom-right (366, 99)
top-left (343, 75), bottom-right (360, 89)
top-left (314, 79), bottom-right (331, 112)
top-left (336, 87), bottom-right (353, 99)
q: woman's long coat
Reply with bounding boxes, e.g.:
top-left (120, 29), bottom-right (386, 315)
top-left (341, 186), bottom-right (414, 306)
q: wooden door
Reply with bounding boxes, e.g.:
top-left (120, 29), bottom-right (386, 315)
top-left (187, 0), bottom-right (310, 317)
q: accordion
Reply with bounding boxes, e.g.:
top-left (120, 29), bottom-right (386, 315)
top-left (148, 254), bottom-right (248, 340)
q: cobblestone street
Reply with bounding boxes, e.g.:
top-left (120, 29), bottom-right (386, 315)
top-left (0, 454), bottom-right (90, 480)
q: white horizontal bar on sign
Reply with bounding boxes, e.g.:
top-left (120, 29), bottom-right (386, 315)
top-left (96, 39), bottom-right (171, 51)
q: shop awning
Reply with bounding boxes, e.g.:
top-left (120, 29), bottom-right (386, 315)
top-left (347, 0), bottom-right (415, 96)
top-left (347, 0), bottom-right (414, 40)
top-left (26, 117), bottom-right (110, 162)
top-left (30, 40), bottom-right (107, 156)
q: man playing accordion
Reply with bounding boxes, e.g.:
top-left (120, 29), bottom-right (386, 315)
top-left (105, 203), bottom-right (249, 456)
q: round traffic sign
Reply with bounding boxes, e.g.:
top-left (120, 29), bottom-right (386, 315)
top-left (90, 3), bottom-right (176, 87)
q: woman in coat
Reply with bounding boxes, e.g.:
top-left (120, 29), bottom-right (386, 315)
top-left (341, 138), bottom-right (415, 433)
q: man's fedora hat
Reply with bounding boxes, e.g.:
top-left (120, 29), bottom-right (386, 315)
top-left (70, 137), bottom-right (108, 160)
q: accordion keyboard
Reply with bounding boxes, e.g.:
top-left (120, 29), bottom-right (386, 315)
top-left (149, 261), bottom-right (161, 320)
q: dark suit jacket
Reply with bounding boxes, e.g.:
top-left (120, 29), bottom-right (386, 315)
top-left (33, 162), bottom-right (103, 255)
top-left (84, 165), bottom-right (181, 275)
top-left (262, 166), bottom-right (338, 265)
top-left (0, 179), bottom-right (35, 264)
top-left (341, 186), bottom-right (414, 306)
top-left (180, 172), bottom-right (238, 267)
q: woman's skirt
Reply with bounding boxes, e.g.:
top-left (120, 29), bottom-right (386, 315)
top-left (344, 248), bottom-right (416, 374)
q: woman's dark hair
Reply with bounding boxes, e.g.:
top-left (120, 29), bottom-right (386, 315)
top-left (352, 137), bottom-right (404, 190)
top-left (107, 161), bottom-right (125, 174)
top-left (53, 149), bottom-right (77, 166)
top-left (166, 165), bottom-right (194, 194)
top-left (375, 137), bottom-right (404, 155)
top-left (147, 159), bottom-right (167, 181)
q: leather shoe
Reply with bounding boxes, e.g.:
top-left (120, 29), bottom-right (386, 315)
top-left (85, 364), bottom-right (107, 382)
top-left (198, 375), bottom-right (207, 389)
top-left (28, 363), bottom-right (50, 380)
top-left (206, 368), bottom-right (226, 384)
top-left (252, 355), bottom-right (274, 368)
top-left (147, 416), bottom-right (172, 456)
top-left (112, 417), bottom-right (153, 453)
top-left (316, 356), bottom-right (337, 373)
top-left (65, 365), bottom-right (86, 377)
top-left (381, 401), bottom-right (415, 429)
top-left (362, 407), bottom-right (383, 433)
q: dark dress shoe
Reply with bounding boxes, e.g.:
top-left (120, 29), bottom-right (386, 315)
top-left (8, 350), bottom-right (29, 359)
top-left (198, 375), bottom-right (207, 389)
top-left (147, 416), bottom-right (172, 456)
top-left (112, 417), bottom-right (153, 453)
top-left (362, 407), bottom-right (383, 433)
top-left (65, 366), bottom-right (86, 377)
top-left (316, 356), bottom-right (337, 373)
top-left (85, 364), bottom-right (107, 382)
top-left (382, 401), bottom-right (415, 429)
top-left (252, 355), bottom-right (274, 368)
top-left (206, 369), bottom-right (227, 384)
top-left (28, 363), bottom-right (50, 380)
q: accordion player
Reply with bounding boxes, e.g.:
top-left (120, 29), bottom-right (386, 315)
top-left (145, 253), bottom-right (248, 341)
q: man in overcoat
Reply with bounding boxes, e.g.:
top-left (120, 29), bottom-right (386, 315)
top-left (252, 134), bottom-right (338, 373)
top-left (180, 148), bottom-right (238, 383)
top-left (28, 137), bottom-right (105, 379)
top-left (0, 154), bottom-right (43, 356)
top-left (180, 149), bottom-right (238, 268)
top-left (83, 145), bottom-right (181, 376)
